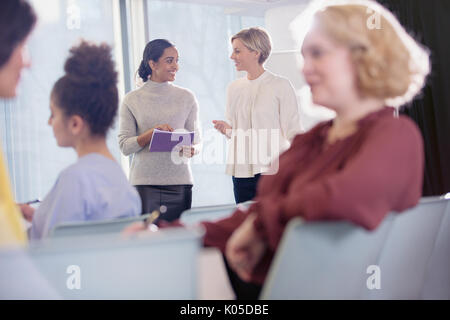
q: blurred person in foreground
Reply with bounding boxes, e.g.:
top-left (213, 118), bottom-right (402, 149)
top-left (0, 0), bottom-right (36, 248)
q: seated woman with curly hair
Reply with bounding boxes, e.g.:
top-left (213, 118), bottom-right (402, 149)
top-left (24, 41), bottom-right (142, 240)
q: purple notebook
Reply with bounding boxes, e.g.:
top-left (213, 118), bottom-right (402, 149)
top-left (149, 129), bottom-right (195, 152)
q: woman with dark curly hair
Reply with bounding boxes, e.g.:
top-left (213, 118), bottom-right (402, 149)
top-left (25, 41), bottom-right (141, 240)
top-left (0, 0), bottom-right (36, 247)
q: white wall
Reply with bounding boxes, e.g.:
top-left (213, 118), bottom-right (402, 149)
top-left (264, 3), bottom-right (335, 131)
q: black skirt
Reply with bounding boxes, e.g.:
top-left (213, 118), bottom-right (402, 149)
top-left (135, 185), bottom-right (192, 222)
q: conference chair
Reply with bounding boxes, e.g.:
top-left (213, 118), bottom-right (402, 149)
top-left (362, 196), bottom-right (449, 299)
top-left (421, 196), bottom-right (450, 299)
top-left (260, 216), bottom-right (393, 299)
top-left (419, 194), bottom-right (449, 299)
top-left (49, 213), bottom-right (152, 238)
top-left (29, 226), bottom-right (204, 299)
top-left (180, 201), bottom-right (254, 226)
top-left (0, 249), bottom-right (61, 299)
top-left (260, 196), bottom-right (449, 299)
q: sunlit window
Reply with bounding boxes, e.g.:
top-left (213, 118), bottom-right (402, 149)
top-left (145, 0), bottom-right (265, 206)
top-left (0, 0), bottom-right (118, 203)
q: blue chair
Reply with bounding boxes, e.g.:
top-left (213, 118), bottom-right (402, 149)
top-left (260, 196), bottom-right (450, 299)
top-left (180, 201), bottom-right (254, 226)
top-left (180, 203), bottom-right (236, 226)
top-left (260, 216), bottom-right (393, 299)
top-left (421, 194), bottom-right (450, 299)
top-left (29, 227), bottom-right (204, 299)
top-left (49, 213), bottom-right (151, 238)
top-left (361, 196), bottom-right (449, 299)
top-left (0, 249), bottom-right (61, 299)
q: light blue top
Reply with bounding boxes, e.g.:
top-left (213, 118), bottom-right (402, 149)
top-left (30, 153), bottom-right (141, 240)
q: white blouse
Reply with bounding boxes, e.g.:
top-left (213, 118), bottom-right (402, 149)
top-left (225, 70), bottom-right (302, 178)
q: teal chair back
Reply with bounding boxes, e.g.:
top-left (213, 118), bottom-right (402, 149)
top-left (260, 216), bottom-right (393, 299)
top-left (260, 196), bottom-right (449, 299)
top-left (49, 213), bottom-right (151, 238)
top-left (29, 227), bottom-right (203, 299)
top-left (421, 196), bottom-right (450, 299)
top-left (180, 201), bottom-right (254, 226)
top-left (362, 196), bottom-right (448, 299)
top-left (0, 249), bottom-right (61, 299)
top-left (180, 204), bottom-right (237, 226)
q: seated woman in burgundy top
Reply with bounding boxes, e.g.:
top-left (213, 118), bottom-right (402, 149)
top-left (200, 0), bottom-right (430, 298)
top-left (125, 0), bottom-right (430, 299)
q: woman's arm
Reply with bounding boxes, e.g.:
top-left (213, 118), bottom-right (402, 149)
top-left (279, 79), bottom-right (303, 142)
top-left (184, 95), bottom-right (202, 156)
top-left (212, 83), bottom-right (234, 139)
top-left (225, 213), bottom-right (267, 282)
top-left (118, 102), bottom-right (144, 156)
top-left (118, 101), bottom-right (173, 152)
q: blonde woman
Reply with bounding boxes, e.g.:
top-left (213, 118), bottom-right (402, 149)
top-left (213, 27), bottom-right (302, 204)
top-left (205, 0), bottom-right (430, 298)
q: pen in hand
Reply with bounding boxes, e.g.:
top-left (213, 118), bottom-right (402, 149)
top-left (19, 199), bottom-right (40, 222)
top-left (25, 198), bottom-right (41, 205)
top-left (143, 210), bottom-right (160, 229)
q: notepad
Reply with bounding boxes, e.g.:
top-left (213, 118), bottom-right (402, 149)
top-left (149, 129), bottom-right (195, 152)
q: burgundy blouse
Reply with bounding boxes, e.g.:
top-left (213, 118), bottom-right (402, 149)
top-left (201, 107), bottom-right (424, 284)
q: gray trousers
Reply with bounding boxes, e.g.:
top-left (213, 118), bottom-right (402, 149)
top-left (135, 185), bottom-right (192, 222)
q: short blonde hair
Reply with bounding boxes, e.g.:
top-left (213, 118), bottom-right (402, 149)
top-left (295, 0), bottom-right (430, 107)
top-left (232, 27), bottom-right (272, 65)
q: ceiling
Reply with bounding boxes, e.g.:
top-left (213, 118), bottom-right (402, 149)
top-left (154, 0), bottom-right (311, 17)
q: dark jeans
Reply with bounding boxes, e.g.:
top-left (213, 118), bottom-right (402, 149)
top-left (223, 255), bottom-right (263, 300)
top-left (135, 185), bottom-right (192, 222)
top-left (232, 174), bottom-right (261, 204)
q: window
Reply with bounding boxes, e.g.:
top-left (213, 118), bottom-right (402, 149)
top-left (0, 0), bottom-right (120, 203)
top-left (144, 0), bottom-right (265, 206)
top-left (0, 0), bottom-right (266, 207)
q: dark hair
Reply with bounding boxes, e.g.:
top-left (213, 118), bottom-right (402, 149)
top-left (51, 41), bottom-right (118, 137)
top-left (138, 39), bottom-right (173, 82)
top-left (0, 0), bottom-right (36, 68)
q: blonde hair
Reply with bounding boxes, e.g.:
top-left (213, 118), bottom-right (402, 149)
top-left (231, 27), bottom-right (272, 65)
top-left (293, 0), bottom-right (430, 107)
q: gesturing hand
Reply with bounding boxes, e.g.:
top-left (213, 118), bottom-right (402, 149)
top-left (212, 120), bottom-right (232, 138)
